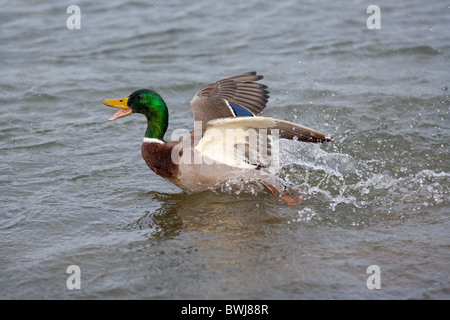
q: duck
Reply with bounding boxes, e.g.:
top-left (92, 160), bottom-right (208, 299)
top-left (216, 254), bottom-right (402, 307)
top-left (102, 72), bottom-right (332, 199)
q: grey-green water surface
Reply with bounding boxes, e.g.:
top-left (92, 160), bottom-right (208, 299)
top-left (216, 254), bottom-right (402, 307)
top-left (0, 0), bottom-right (449, 299)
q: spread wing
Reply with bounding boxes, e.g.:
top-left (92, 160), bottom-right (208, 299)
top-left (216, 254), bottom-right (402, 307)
top-left (193, 116), bottom-right (333, 170)
top-left (205, 117), bottom-right (333, 143)
top-left (190, 72), bottom-right (270, 126)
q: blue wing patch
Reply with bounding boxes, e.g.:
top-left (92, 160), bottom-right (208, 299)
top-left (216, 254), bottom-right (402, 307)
top-left (229, 102), bottom-right (254, 117)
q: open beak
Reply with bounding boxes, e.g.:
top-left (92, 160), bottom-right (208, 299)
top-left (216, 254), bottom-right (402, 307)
top-left (102, 97), bottom-right (133, 121)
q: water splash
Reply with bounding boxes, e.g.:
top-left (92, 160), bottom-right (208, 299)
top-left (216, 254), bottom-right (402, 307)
top-left (278, 139), bottom-right (449, 224)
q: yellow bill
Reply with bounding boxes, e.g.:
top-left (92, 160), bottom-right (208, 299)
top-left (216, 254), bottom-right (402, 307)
top-left (102, 97), bottom-right (133, 121)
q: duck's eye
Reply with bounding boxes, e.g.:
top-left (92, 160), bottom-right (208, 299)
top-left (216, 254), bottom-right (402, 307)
top-left (137, 94), bottom-right (143, 99)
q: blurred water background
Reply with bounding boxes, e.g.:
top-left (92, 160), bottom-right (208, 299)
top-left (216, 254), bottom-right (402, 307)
top-left (0, 0), bottom-right (449, 299)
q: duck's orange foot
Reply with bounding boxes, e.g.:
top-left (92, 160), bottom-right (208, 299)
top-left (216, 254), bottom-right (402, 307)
top-left (266, 184), bottom-right (302, 206)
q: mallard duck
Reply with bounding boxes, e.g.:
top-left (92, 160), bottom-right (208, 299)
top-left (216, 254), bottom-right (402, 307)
top-left (102, 72), bottom-right (332, 197)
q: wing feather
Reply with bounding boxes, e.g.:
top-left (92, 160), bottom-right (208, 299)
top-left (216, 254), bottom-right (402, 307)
top-left (194, 116), bottom-right (332, 171)
top-left (190, 72), bottom-right (269, 125)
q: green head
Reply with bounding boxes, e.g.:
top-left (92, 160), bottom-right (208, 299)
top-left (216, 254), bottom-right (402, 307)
top-left (102, 89), bottom-right (169, 140)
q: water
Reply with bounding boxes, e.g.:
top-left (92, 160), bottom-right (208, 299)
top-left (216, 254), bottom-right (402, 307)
top-left (0, 0), bottom-right (449, 299)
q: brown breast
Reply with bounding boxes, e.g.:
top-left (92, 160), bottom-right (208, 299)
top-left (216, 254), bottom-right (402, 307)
top-left (141, 140), bottom-right (180, 183)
